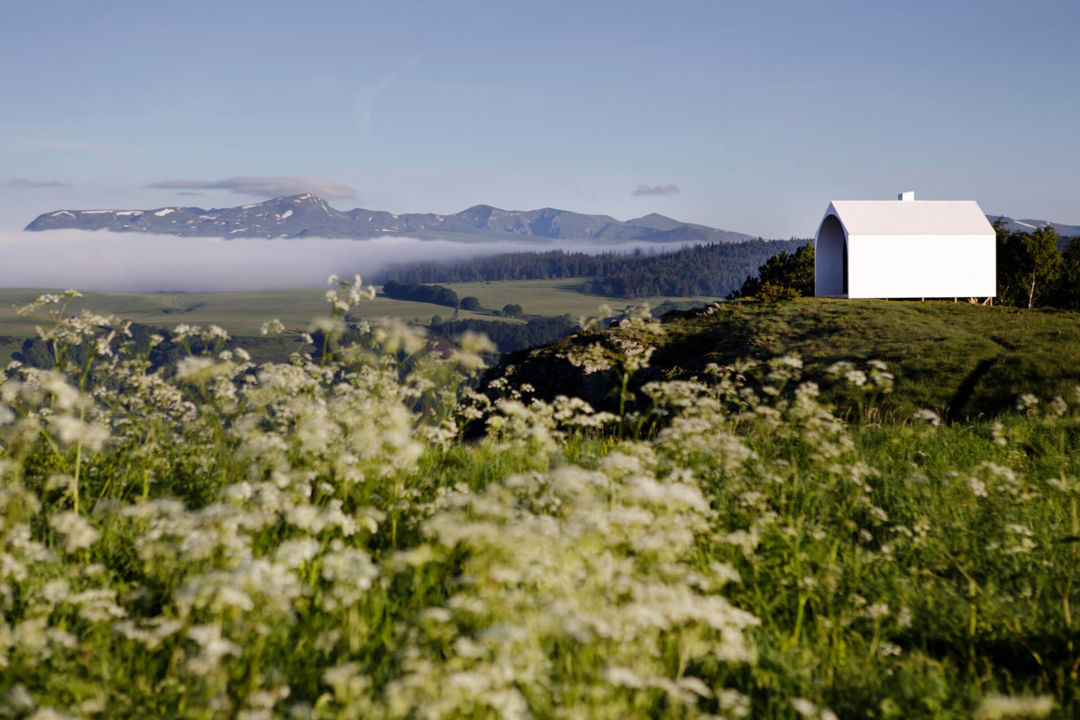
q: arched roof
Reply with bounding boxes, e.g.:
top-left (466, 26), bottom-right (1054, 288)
top-left (825, 200), bottom-right (994, 236)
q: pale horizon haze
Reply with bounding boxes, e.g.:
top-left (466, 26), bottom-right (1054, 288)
top-left (2, 0), bottom-right (1078, 240)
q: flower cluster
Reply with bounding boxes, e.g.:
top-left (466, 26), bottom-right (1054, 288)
top-left (0, 287), bottom-right (1077, 718)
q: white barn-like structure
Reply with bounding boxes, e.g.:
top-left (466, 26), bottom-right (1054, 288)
top-left (814, 192), bottom-right (996, 299)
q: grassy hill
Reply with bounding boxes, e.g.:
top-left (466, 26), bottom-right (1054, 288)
top-left (483, 298), bottom-right (1080, 422)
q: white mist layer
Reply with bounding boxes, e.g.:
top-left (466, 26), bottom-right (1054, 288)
top-left (0, 230), bottom-right (670, 292)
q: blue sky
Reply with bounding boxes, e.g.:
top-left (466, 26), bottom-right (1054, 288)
top-left (2, 0), bottom-right (1077, 237)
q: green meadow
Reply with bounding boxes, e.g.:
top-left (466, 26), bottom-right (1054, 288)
top-left (0, 281), bottom-right (722, 365)
top-left (0, 286), bottom-right (1077, 718)
top-left (0, 282), bottom-right (722, 335)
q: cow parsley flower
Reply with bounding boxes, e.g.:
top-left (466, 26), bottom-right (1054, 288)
top-left (49, 512), bottom-right (100, 553)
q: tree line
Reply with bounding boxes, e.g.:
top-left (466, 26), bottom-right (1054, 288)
top-left (728, 242), bottom-right (814, 301)
top-left (381, 279), bottom-right (460, 308)
top-left (993, 221), bottom-right (1080, 309)
top-left (379, 240), bottom-right (810, 299)
top-left (429, 315), bottom-right (578, 353)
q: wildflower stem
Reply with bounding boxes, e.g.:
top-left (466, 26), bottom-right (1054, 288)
top-left (73, 407), bottom-right (84, 514)
top-left (1065, 493), bottom-right (1077, 662)
top-left (792, 594), bottom-right (806, 648)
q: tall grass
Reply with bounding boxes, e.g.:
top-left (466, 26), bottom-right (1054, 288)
top-left (0, 285), bottom-right (1073, 718)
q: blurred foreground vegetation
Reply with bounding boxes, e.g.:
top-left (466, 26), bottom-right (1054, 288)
top-left (0, 286), bottom-right (1076, 718)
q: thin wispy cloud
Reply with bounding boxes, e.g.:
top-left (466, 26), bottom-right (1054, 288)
top-left (354, 52), bottom-right (427, 131)
top-left (146, 176), bottom-right (356, 200)
top-left (633, 184), bottom-right (680, 197)
top-left (4, 178), bottom-right (73, 189)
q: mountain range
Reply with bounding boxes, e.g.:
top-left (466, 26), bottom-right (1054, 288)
top-left (24, 194), bottom-right (754, 244)
top-left (988, 215), bottom-right (1080, 237)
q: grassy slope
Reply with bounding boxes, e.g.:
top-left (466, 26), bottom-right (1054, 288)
top-left (665, 299), bottom-right (1080, 419)
top-left (489, 298), bottom-right (1080, 422)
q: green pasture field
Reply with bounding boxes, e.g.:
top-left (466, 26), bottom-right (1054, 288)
top-left (435, 279), bottom-right (721, 318)
top-left (0, 281), bottom-right (723, 364)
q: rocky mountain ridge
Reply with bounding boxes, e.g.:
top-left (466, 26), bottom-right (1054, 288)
top-left (25, 194), bottom-right (754, 244)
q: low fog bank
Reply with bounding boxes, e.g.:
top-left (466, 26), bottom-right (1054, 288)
top-left (0, 230), bottom-right (672, 293)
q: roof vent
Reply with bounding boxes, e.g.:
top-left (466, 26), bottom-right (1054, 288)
top-left (898, 191), bottom-right (915, 201)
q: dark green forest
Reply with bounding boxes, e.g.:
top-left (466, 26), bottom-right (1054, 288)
top-left (429, 315), bottom-right (579, 353)
top-left (993, 221), bottom-right (1080, 309)
top-left (380, 239), bottom-right (809, 299)
top-left (381, 279), bottom-right (460, 308)
top-left (730, 242), bottom-right (815, 300)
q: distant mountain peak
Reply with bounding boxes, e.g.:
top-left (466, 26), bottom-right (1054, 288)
top-left (988, 215), bottom-right (1080, 237)
top-left (625, 212), bottom-right (685, 232)
top-left (24, 196), bottom-right (754, 244)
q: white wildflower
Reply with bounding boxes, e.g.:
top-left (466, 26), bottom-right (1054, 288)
top-left (844, 369), bottom-right (867, 387)
top-left (912, 408), bottom-right (940, 426)
top-left (28, 709), bottom-right (78, 720)
top-left (1016, 393), bottom-right (1039, 413)
top-left (792, 697), bottom-right (818, 717)
top-left (310, 316), bottom-right (345, 335)
top-left (49, 512), bottom-right (100, 553)
top-left (974, 693), bottom-right (1054, 720)
top-left (866, 602), bottom-right (890, 620)
top-left (878, 641), bottom-right (902, 657)
top-left (49, 415), bottom-right (109, 451)
top-left (967, 474), bottom-right (989, 498)
top-left (603, 666), bottom-right (645, 688)
top-left (68, 588), bottom-right (126, 622)
top-left (186, 624), bottom-right (240, 676)
top-left (175, 356), bottom-right (217, 380)
top-left (206, 325), bottom-right (229, 341)
top-left (261, 319), bottom-right (285, 336)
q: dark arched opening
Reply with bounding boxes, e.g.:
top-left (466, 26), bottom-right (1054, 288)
top-left (843, 237), bottom-right (848, 294)
top-left (815, 214), bottom-right (847, 296)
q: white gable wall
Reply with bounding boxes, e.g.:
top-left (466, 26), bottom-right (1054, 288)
top-left (846, 234), bottom-right (996, 298)
top-left (814, 198), bottom-right (997, 299)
